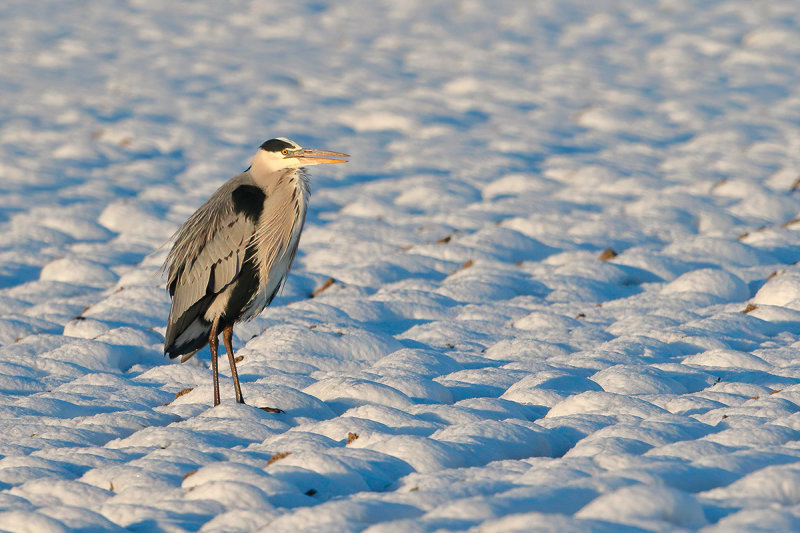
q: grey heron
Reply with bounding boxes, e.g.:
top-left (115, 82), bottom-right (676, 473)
top-left (163, 138), bottom-right (348, 406)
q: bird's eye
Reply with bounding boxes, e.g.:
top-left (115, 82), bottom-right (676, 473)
top-left (281, 149), bottom-right (289, 155)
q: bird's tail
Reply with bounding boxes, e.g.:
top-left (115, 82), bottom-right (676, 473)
top-left (164, 316), bottom-right (211, 362)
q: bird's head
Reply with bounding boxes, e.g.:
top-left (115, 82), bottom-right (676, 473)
top-left (251, 138), bottom-right (349, 175)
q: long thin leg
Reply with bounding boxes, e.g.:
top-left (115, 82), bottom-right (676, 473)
top-left (209, 319), bottom-right (220, 406)
top-left (222, 325), bottom-right (245, 404)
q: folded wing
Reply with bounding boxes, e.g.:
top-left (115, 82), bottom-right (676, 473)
top-left (163, 175), bottom-right (258, 358)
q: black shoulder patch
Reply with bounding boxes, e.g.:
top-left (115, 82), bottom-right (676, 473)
top-left (260, 138), bottom-right (294, 152)
top-left (231, 185), bottom-right (266, 223)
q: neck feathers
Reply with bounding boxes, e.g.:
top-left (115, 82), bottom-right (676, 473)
top-left (250, 149), bottom-right (284, 186)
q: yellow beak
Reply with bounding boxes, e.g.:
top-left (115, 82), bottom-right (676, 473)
top-left (291, 148), bottom-right (349, 165)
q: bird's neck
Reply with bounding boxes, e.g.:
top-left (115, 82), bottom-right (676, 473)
top-left (250, 151), bottom-right (275, 180)
top-left (250, 150), bottom-right (298, 184)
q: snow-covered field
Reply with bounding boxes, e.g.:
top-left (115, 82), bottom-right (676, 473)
top-left (2, 0), bottom-right (800, 531)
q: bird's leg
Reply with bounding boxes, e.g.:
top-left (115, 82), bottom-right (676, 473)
top-left (221, 326), bottom-right (283, 414)
top-left (222, 325), bottom-right (245, 404)
top-left (209, 320), bottom-right (221, 406)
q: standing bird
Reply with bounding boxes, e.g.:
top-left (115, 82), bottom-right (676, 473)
top-left (163, 138), bottom-right (348, 406)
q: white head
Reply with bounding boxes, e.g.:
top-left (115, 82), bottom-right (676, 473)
top-left (250, 137), bottom-right (348, 176)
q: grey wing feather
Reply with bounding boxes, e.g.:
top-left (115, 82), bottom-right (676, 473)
top-left (163, 173), bottom-right (257, 346)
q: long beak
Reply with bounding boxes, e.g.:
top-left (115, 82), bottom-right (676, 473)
top-left (291, 148), bottom-right (349, 165)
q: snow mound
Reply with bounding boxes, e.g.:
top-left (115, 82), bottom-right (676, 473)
top-left (661, 268), bottom-right (750, 301)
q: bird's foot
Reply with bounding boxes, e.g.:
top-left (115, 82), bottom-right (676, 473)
top-left (259, 406), bottom-right (285, 414)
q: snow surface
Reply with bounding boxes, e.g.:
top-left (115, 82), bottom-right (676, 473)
top-left (2, 0), bottom-right (800, 531)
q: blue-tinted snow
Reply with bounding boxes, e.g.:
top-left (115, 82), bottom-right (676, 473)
top-left (1, 0), bottom-right (800, 531)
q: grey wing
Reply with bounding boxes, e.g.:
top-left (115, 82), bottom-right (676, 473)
top-left (163, 180), bottom-right (257, 355)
